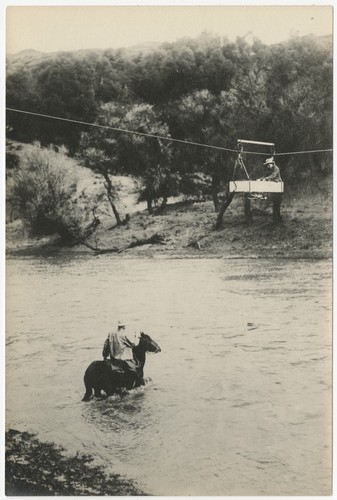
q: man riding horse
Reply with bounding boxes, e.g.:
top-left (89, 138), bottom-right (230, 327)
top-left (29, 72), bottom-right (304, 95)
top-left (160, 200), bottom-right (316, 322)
top-left (83, 328), bottom-right (161, 400)
top-left (102, 320), bottom-right (140, 374)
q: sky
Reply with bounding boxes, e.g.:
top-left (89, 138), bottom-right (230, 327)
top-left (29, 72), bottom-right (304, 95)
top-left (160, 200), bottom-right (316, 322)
top-left (5, 3), bottom-right (333, 54)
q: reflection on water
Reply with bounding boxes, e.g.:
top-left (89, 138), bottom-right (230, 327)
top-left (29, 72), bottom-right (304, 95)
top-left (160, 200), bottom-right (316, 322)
top-left (6, 256), bottom-right (332, 495)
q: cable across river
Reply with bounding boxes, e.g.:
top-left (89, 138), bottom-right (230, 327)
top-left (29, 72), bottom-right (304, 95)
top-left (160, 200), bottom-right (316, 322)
top-left (6, 107), bottom-right (333, 157)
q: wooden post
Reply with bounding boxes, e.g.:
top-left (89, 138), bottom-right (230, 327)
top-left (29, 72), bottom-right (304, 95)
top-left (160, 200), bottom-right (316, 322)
top-left (244, 193), bottom-right (253, 225)
top-left (272, 193), bottom-right (282, 224)
top-left (214, 190), bottom-right (235, 229)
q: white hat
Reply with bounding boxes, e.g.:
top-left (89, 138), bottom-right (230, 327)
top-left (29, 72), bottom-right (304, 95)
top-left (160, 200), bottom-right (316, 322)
top-left (117, 320), bottom-right (126, 327)
top-left (263, 157), bottom-right (274, 166)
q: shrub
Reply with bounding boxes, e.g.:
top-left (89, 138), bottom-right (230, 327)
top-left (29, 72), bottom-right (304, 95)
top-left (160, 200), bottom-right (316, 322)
top-left (11, 143), bottom-right (90, 243)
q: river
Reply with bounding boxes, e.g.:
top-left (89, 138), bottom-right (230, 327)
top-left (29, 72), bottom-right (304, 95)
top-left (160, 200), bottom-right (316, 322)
top-left (6, 256), bottom-right (332, 495)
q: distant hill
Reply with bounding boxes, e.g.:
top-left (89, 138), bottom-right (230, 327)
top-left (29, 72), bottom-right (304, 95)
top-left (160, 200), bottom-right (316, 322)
top-left (312, 34), bottom-right (332, 53)
top-left (6, 41), bottom-right (161, 75)
top-left (6, 33), bottom-right (332, 75)
top-left (7, 48), bottom-right (43, 59)
top-left (278, 33), bottom-right (332, 53)
top-left (6, 49), bottom-right (57, 74)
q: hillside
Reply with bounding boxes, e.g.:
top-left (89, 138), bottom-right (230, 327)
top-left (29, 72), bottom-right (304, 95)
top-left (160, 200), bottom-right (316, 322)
top-left (6, 42), bottom-right (161, 75)
top-left (6, 30), bottom-right (333, 262)
top-left (6, 34), bottom-right (332, 71)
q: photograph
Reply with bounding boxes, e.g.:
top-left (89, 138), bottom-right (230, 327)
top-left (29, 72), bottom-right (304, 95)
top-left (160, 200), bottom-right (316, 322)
top-left (4, 3), bottom-right (333, 496)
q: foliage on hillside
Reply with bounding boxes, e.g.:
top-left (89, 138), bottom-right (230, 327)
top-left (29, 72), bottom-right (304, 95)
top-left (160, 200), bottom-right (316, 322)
top-left (6, 34), bottom-right (332, 168)
top-left (6, 33), bottom-right (333, 245)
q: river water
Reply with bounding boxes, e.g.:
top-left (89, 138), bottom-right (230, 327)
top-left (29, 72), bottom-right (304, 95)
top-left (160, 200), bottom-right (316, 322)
top-left (6, 256), bottom-right (332, 495)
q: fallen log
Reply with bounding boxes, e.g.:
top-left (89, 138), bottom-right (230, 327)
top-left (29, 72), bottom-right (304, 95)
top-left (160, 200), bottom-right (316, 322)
top-left (117, 233), bottom-right (165, 253)
top-left (82, 233), bottom-right (165, 255)
top-left (185, 233), bottom-right (210, 250)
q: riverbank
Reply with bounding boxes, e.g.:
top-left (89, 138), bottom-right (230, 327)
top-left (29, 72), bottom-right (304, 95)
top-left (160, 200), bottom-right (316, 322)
top-left (6, 188), bottom-right (333, 260)
top-left (5, 429), bottom-right (146, 496)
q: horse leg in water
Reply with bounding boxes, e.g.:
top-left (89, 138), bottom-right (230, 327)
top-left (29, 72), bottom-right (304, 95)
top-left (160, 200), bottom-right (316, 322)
top-left (94, 386), bottom-right (105, 398)
top-left (82, 387), bottom-right (92, 402)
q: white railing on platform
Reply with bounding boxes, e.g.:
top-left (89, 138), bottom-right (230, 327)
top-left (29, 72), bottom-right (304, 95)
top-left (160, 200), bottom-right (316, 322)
top-left (229, 180), bottom-right (284, 193)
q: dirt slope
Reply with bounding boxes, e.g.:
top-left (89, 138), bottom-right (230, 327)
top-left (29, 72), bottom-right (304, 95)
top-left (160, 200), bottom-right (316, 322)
top-left (6, 188), bottom-right (332, 260)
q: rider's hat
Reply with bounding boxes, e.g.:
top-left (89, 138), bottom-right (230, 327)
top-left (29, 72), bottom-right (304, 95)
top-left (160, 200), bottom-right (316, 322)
top-left (118, 320), bottom-right (126, 328)
top-left (263, 157), bottom-right (274, 166)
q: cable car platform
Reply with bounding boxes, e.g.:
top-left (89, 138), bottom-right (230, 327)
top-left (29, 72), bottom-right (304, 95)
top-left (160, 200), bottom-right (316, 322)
top-left (215, 139), bottom-right (284, 227)
top-left (229, 180), bottom-right (284, 193)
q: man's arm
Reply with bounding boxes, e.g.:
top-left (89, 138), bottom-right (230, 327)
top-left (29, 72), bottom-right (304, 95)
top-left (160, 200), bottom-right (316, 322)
top-left (121, 331), bottom-right (140, 349)
top-left (267, 165), bottom-right (281, 180)
top-left (120, 335), bottom-right (135, 349)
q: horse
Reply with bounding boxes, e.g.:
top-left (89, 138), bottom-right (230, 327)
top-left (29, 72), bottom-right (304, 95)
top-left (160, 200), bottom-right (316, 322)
top-left (82, 332), bottom-right (161, 401)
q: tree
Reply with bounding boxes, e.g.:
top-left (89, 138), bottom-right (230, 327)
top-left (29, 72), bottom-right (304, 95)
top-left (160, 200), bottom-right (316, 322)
top-left (91, 50), bottom-right (133, 104)
top-left (6, 137), bottom-right (22, 222)
top-left (79, 102), bottom-right (176, 214)
top-left (6, 70), bottom-right (40, 143)
top-left (77, 137), bottom-right (123, 225)
top-left (166, 89), bottom-right (235, 211)
top-left (33, 55), bottom-right (98, 152)
top-left (128, 33), bottom-right (235, 104)
top-left (111, 103), bottom-right (177, 213)
top-left (264, 36), bottom-right (333, 183)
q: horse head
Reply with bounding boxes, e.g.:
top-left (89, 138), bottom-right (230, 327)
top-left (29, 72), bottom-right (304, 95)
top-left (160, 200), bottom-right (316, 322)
top-left (139, 332), bottom-right (161, 353)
